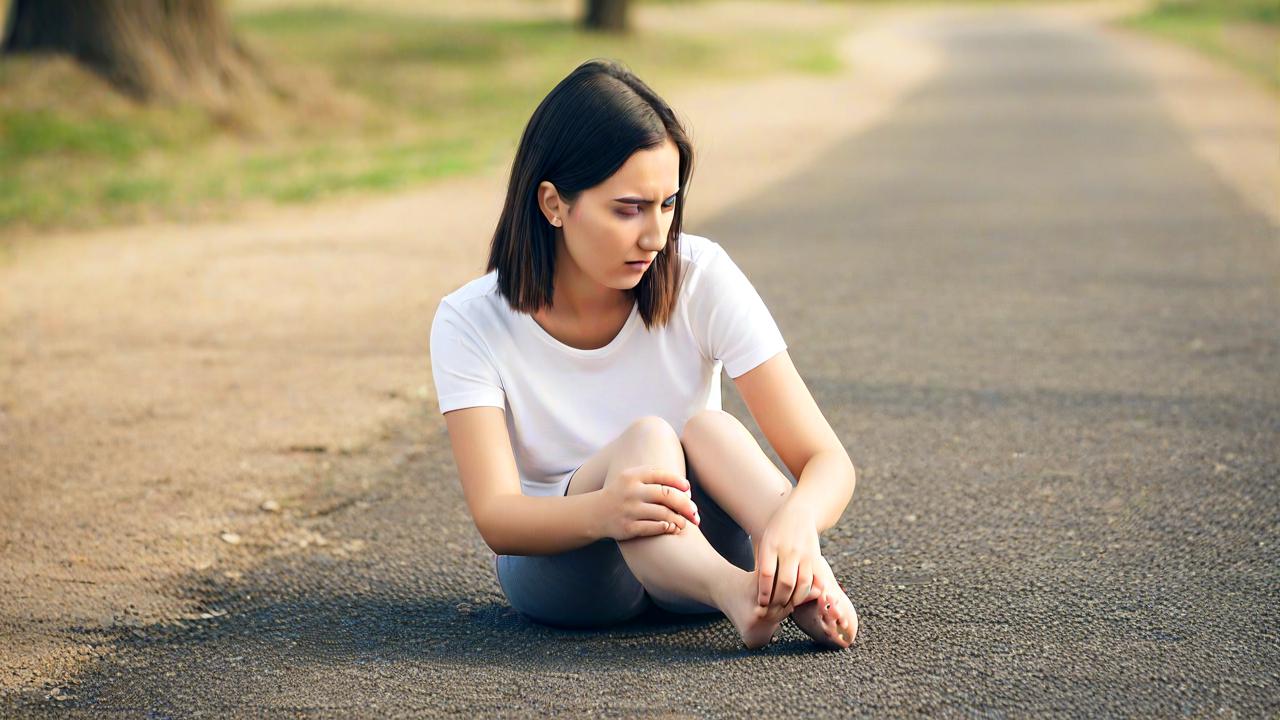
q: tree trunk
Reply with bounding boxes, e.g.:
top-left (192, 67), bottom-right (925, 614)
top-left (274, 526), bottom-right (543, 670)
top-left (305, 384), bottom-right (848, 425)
top-left (1, 0), bottom-right (276, 112)
top-left (583, 0), bottom-right (630, 33)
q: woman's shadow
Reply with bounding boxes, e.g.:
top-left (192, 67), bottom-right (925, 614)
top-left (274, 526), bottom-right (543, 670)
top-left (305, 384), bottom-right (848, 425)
top-left (50, 552), bottom-right (821, 707)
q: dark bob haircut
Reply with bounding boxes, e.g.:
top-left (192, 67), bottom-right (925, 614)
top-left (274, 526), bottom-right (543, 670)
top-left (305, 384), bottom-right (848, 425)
top-left (486, 58), bottom-right (696, 331)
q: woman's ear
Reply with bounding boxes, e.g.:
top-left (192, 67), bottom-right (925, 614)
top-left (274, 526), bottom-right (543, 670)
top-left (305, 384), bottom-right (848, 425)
top-left (537, 181), bottom-right (563, 227)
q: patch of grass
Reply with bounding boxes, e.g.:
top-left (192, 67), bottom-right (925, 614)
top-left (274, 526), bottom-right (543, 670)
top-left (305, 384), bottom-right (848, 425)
top-left (0, 4), bottom-right (850, 237)
top-left (1118, 0), bottom-right (1280, 93)
top-left (1142, 0), bottom-right (1277, 24)
top-left (101, 175), bottom-right (172, 204)
top-left (0, 110), bottom-right (153, 161)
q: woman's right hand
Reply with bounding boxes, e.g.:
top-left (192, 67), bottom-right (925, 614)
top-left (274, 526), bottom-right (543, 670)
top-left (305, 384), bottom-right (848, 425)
top-left (596, 465), bottom-right (702, 542)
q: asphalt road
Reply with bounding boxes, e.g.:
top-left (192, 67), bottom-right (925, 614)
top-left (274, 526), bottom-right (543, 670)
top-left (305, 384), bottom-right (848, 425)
top-left (7, 7), bottom-right (1278, 718)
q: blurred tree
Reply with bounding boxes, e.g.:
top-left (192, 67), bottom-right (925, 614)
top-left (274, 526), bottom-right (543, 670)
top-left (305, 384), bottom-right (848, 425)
top-left (583, 0), bottom-right (630, 33)
top-left (1, 0), bottom-right (279, 111)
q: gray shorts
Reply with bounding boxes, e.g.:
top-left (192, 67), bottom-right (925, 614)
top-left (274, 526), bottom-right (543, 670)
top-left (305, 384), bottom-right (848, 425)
top-left (493, 469), bottom-right (755, 628)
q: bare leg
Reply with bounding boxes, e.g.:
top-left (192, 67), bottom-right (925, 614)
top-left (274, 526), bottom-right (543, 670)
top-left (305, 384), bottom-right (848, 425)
top-left (566, 417), bottom-right (796, 649)
top-left (681, 410), bottom-right (858, 648)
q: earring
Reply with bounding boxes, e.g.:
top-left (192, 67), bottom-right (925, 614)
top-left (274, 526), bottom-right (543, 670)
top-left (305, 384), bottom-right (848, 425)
top-left (552, 217), bottom-right (561, 227)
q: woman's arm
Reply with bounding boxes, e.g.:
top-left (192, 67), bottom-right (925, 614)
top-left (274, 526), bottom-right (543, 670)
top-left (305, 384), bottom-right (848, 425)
top-left (443, 405), bottom-right (604, 556)
top-left (478, 492), bottom-right (604, 556)
top-left (786, 448), bottom-right (857, 533)
top-left (734, 350), bottom-right (857, 531)
top-left (733, 350), bottom-right (858, 609)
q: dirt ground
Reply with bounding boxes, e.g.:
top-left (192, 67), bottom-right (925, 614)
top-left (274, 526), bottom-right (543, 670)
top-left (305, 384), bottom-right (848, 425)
top-left (0, 0), bottom-right (1273, 698)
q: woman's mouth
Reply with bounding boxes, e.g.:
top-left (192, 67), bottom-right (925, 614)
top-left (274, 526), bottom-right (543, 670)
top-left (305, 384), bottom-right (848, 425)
top-left (625, 260), bottom-right (650, 271)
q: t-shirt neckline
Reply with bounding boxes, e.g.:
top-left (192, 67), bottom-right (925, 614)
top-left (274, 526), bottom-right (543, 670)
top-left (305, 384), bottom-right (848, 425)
top-left (520, 300), bottom-right (641, 358)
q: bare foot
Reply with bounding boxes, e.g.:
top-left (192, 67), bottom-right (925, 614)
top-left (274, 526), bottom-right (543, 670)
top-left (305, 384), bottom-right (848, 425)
top-left (787, 555), bottom-right (858, 649)
top-left (713, 568), bottom-right (796, 650)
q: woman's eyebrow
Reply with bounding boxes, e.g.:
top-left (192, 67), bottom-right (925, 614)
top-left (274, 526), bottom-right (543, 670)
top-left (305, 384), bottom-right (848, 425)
top-left (613, 189), bottom-right (680, 205)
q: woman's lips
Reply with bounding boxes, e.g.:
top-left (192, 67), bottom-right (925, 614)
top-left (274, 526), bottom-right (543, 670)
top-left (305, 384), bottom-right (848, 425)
top-left (625, 260), bottom-right (650, 270)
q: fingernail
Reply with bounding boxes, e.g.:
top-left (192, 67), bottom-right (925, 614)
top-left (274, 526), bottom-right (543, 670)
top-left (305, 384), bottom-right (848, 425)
top-left (694, 512), bottom-right (701, 524)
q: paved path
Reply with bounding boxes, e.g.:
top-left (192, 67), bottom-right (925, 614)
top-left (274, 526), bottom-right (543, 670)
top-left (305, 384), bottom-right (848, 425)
top-left (6, 6), bottom-right (1277, 717)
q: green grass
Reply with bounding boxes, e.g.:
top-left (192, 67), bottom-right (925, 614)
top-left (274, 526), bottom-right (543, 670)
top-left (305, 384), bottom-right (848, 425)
top-left (1118, 0), bottom-right (1279, 93)
top-left (0, 3), bottom-right (847, 236)
top-left (0, 110), bottom-right (152, 161)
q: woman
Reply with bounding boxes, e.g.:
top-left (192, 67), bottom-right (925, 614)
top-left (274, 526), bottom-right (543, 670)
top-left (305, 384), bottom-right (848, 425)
top-left (429, 58), bottom-right (858, 650)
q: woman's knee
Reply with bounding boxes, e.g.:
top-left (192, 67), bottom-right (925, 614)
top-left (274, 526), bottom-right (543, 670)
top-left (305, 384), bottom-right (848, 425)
top-left (567, 416), bottom-right (681, 496)
top-left (679, 409), bottom-right (741, 446)
top-left (612, 415), bottom-right (686, 475)
top-left (681, 409), bottom-right (789, 499)
top-left (626, 415), bottom-right (682, 449)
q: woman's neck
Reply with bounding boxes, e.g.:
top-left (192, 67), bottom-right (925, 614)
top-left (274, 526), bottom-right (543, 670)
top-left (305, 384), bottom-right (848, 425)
top-left (549, 238), bottom-right (632, 321)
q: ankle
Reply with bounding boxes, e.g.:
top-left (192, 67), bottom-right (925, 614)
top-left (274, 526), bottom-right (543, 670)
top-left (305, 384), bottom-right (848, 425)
top-left (710, 567), bottom-right (748, 613)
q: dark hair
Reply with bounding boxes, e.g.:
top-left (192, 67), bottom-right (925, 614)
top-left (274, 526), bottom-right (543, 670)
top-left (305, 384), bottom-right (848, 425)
top-left (486, 58), bottom-right (695, 331)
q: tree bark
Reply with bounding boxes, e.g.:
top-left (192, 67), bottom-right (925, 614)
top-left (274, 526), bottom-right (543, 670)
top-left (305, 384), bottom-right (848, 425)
top-left (583, 0), bottom-right (630, 33)
top-left (1, 0), bottom-right (275, 111)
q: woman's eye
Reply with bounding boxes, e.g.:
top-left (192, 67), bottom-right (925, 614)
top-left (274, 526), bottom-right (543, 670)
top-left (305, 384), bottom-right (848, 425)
top-left (618, 201), bottom-right (675, 218)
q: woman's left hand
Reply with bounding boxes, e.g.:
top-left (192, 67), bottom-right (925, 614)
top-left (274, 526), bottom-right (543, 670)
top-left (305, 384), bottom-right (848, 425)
top-left (753, 500), bottom-right (824, 613)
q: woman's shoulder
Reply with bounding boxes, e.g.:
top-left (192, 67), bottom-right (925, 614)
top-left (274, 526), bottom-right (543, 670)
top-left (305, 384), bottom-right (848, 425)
top-left (441, 269), bottom-right (500, 307)
top-left (675, 233), bottom-right (732, 296)
top-left (677, 231), bottom-right (721, 266)
top-left (434, 270), bottom-right (506, 335)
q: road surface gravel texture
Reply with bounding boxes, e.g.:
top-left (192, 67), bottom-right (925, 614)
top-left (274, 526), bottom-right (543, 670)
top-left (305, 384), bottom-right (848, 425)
top-left (3, 5), bottom-right (1278, 718)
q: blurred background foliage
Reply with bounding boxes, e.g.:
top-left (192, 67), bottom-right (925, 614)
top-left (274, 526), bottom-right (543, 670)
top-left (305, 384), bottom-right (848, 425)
top-left (1118, 0), bottom-right (1278, 92)
top-left (0, 0), bottom-right (846, 234)
top-left (0, 0), bottom-right (1274, 236)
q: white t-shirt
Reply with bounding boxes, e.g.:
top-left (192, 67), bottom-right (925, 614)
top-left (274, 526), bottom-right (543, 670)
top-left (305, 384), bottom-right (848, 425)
top-left (428, 232), bottom-right (787, 497)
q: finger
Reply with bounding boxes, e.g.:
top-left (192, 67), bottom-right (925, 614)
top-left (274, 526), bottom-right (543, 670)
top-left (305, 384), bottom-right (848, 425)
top-left (756, 543), bottom-right (777, 607)
top-left (772, 553), bottom-right (799, 609)
top-left (801, 568), bottom-right (823, 604)
top-left (644, 467), bottom-right (691, 493)
top-left (666, 511), bottom-right (687, 531)
top-left (791, 561), bottom-right (814, 607)
top-left (645, 484), bottom-right (699, 523)
top-left (636, 500), bottom-right (687, 532)
top-left (631, 519), bottom-right (677, 537)
top-left (803, 573), bottom-right (824, 603)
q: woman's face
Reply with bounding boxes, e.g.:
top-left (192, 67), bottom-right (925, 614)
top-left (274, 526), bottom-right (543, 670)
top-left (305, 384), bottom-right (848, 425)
top-left (538, 136), bottom-right (681, 291)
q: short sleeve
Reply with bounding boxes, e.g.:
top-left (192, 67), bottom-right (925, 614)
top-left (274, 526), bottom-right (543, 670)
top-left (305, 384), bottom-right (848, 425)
top-left (686, 243), bottom-right (788, 379)
top-left (428, 299), bottom-right (506, 414)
